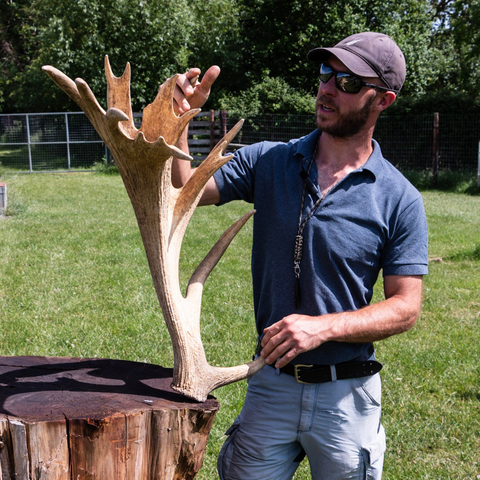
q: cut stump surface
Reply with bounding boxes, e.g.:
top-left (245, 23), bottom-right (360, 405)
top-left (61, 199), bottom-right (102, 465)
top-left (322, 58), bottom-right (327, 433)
top-left (0, 356), bottom-right (219, 480)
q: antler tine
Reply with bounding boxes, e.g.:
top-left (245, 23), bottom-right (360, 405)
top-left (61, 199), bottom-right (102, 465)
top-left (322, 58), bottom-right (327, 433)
top-left (142, 75), bottom-right (199, 144)
top-left (104, 55), bottom-right (135, 133)
top-left (202, 355), bottom-right (267, 393)
top-left (133, 132), bottom-right (193, 162)
top-left (75, 78), bottom-right (106, 119)
top-left (42, 66), bottom-right (84, 107)
top-left (209, 119), bottom-right (244, 157)
top-left (181, 119), bottom-right (244, 197)
top-left (171, 119), bottom-right (245, 242)
top-left (186, 210), bottom-right (255, 303)
top-left (106, 108), bottom-right (130, 123)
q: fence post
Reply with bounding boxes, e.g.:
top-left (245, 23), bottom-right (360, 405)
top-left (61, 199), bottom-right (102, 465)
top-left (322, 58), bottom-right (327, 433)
top-left (477, 140), bottom-right (480, 188)
top-left (106, 147), bottom-right (112, 166)
top-left (0, 183), bottom-right (6, 215)
top-left (26, 114), bottom-right (33, 173)
top-left (210, 110), bottom-right (215, 150)
top-left (65, 113), bottom-right (71, 171)
top-left (432, 112), bottom-right (439, 187)
top-left (220, 110), bottom-right (227, 139)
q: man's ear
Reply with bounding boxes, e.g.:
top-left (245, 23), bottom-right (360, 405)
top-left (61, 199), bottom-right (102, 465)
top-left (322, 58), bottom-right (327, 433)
top-left (377, 91), bottom-right (397, 112)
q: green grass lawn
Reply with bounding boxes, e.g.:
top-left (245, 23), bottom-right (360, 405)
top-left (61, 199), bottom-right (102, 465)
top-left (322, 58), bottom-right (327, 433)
top-left (1, 173), bottom-right (479, 479)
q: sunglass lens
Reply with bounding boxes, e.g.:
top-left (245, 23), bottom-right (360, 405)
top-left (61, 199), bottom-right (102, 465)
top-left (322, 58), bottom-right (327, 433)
top-left (336, 73), bottom-right (363, 93)
top-left (319, 64), bottom-right (365, 94)
top-left (319, 64), bottom-right (334, 83)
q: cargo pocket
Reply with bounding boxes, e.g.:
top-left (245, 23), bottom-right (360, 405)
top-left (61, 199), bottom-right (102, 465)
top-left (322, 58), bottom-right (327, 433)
top-left (361, 425), bottom-right (386, 480)
top-left (217, 420), bottom-right (241, 480)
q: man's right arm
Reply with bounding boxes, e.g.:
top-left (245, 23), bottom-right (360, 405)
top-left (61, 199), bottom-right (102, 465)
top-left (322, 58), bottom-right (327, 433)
top-left (170, 67), bottom-right (221, 206)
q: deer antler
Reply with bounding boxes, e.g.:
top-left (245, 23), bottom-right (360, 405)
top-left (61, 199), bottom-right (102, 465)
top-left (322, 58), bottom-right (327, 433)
top-left (42, 57), bottom-right (265, 402)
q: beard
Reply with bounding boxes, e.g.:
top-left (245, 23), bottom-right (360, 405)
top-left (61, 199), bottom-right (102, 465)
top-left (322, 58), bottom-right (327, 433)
top-left (316, 92), bottom-right (377, 139)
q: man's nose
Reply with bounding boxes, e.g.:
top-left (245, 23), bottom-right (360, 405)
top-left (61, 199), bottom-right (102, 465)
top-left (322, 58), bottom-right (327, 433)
top-left (319, 75), bottom-right (337, 96)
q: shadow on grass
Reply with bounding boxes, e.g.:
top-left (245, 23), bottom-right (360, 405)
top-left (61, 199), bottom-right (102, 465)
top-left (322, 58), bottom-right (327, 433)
top-left (402, 169), bottom-right (480, 195)
top-left (457, 387), bottom-right (480, 402)
top-left (446, 244), bottom-right (480, 261)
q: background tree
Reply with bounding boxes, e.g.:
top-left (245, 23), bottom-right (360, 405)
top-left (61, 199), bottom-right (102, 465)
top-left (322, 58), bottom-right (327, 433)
top-left (448, 0), bottom-right (480, 95)
top-left (217, 0), bottom-right (443, 113)
top-left (217, 75), bottom-right (316, 115)
top-left (1, 0), bottom-right (479, 114)
top-left (388, 0), bottom-right (480, 114)
top-left (0, 0), bottom-right (237, 113)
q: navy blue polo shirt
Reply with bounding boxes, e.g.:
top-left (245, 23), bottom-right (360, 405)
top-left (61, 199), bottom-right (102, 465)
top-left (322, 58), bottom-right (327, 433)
top-left (214, 130), bottom-right (428, 365)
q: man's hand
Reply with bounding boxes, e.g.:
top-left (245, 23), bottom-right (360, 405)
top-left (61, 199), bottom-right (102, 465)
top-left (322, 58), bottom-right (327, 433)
top-left (260, 275), bottom-right (423, 370)
top-left (260, 314), bottom-right (330, 369)
top-left (168, 65), bottom-right (222, 203)
top-left (170, 66), bottom-right (221, 115)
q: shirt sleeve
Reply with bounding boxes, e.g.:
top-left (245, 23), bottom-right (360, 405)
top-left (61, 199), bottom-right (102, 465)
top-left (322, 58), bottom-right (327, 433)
top-left (382, 196), bottom-right (429, 276)
top-left (213, 142), bottom-right (268, 205)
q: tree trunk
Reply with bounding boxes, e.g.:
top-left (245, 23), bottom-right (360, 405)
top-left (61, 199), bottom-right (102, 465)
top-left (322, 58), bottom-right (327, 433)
top-left (0, 356), bottom-right (219, 480)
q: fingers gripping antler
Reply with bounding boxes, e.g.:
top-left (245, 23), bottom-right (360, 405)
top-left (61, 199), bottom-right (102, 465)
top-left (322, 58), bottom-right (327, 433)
top-left (42, 57), bottom-right (265, 401)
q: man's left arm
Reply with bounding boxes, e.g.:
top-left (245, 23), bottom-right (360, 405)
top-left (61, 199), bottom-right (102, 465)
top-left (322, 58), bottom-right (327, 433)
top-left (260, 274), bottom-right (423, 369)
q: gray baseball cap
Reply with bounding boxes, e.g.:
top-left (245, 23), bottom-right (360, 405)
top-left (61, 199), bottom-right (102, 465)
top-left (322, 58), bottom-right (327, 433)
top-left (307, 32), bottom-right (406, 92)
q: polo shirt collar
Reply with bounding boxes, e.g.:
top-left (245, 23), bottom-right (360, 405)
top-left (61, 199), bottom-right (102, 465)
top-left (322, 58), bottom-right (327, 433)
top-left (294, 130), bottom-right (385, 180)
top-left (361, 139), bottom-right (385, 179)
top-left (294, 130), bottom-right (321, 164)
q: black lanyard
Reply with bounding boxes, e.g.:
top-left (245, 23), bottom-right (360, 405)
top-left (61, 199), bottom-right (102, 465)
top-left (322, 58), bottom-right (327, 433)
top-left (293, 151), bottom-right (324, 309)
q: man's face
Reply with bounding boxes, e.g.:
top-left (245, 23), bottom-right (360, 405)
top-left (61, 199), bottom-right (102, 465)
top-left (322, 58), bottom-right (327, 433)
top-left (315, 56), bottom-right (380, 139)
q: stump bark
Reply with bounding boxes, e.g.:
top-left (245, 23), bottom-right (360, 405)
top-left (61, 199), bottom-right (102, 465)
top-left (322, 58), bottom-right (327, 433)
top-left (0, 356), bottom-right (219, 480)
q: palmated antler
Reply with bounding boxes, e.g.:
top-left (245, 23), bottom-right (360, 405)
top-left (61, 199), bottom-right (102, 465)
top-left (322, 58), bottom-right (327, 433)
top-left (42, 57), bottom-right (265, 402)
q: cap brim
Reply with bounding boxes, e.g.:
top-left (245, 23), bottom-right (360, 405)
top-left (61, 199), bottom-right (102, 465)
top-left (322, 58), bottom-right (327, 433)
top-left (307, 47), bottom-right (379, 79)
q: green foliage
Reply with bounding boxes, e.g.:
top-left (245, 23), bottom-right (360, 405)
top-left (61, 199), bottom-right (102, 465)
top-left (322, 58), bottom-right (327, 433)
top-left (387, 90), bottom-right (480, 115)
top-left (94, 157), bottom-right (119, 175)
top-left (214, 0), bottom-right (469, 112)
top-left (187, 0), bottom-right (242, 82)
top-left (218, 75), bottom-right (316, 115)
top-left (402, 169), bottom-right (480, 194)
top-left (224, 0), bottom-right (438, 96)
top-left (1, 0), bottom-right (480, 115)
top-left (0, 0), bottom-right (236, 113)
top-left (431, 0), bottom-right (480, 96)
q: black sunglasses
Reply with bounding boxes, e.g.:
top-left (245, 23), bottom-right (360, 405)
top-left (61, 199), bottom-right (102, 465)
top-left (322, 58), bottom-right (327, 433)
top-left (319, 64), bottom-right (391, 94)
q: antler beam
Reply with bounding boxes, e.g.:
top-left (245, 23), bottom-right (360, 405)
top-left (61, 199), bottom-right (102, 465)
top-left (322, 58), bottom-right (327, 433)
top-left (42, 57), bottom-right (265, 402)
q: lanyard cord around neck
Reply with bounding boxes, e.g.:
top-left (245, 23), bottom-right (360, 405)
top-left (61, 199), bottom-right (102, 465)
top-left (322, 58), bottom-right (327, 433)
top-left (293, 147), bottom-right (324, 309)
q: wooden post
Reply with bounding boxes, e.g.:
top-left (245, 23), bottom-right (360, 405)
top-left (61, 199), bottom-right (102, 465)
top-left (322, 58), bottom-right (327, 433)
top-left (432, 112), bottom-right (439, 187)
top-left (0, 356), bottom-right (219, 480)
top-left (477, 140), bottom-right (480, 188)
top-left (0, 183), bottom-right (6, 215)
top-left (209, 110), bottom-right (215, 151)
top-left (220, 110), bottom-right (228, 139)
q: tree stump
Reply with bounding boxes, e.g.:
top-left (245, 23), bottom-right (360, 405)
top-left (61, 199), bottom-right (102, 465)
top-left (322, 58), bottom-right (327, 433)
top-left (0, 356), bottom-right (219, 480)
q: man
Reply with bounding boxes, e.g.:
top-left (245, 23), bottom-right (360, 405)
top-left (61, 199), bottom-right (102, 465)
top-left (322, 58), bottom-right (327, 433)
top-left (171, 32), bottom-right (428, 480)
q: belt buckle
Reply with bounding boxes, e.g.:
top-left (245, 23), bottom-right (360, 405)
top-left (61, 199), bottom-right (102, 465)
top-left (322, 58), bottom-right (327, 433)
top-left (294, 364), bottom-right (314, 384)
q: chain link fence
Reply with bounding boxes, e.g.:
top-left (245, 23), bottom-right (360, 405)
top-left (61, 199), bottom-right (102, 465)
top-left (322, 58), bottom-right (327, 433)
top-left (0, 112), bottom-right (106, 172)
top-left (1, 111), bottom-right (479, 174)
top-left (225, 113), bottom-right (480, 173)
